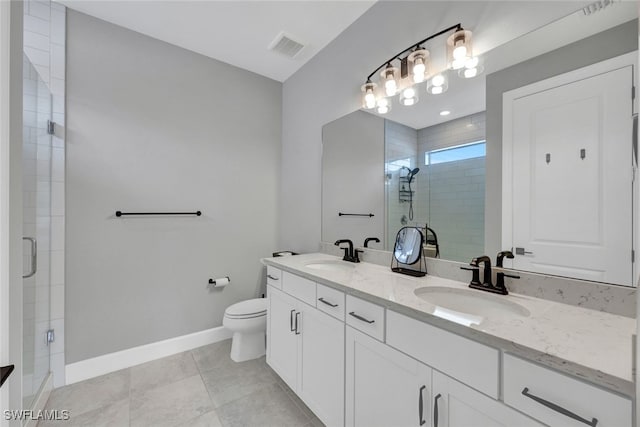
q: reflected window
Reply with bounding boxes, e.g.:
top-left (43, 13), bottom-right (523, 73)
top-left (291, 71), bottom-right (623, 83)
top-left (386, 157), bottom-right (412, 172)
top-left (425, 141), bottom-right (486, 165)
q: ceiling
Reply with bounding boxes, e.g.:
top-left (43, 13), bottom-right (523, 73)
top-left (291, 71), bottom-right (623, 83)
top-left (57, 0), bottom-right (376, 82)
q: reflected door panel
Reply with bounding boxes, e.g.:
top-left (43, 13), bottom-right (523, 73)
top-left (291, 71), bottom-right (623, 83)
top-left (510, 65), bottom-right (633, 285)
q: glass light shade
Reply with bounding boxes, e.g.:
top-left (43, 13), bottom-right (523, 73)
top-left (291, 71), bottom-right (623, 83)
top-left (361, 82), bottom-right (378, 109)
top-left (399, 86), bottom-right (419, 106)
top-left (447, 29), bottom-right (473, 70)
top-left (426, 73), bottom-right (448, 95)
top-left (376, 97), bottom-right (391, 114)
top-left (380, 65), bottom-right (399, 96)
top-left (408, 49), bottom-right (430, 84)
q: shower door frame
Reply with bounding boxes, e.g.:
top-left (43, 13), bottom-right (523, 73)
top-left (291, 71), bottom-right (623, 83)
top-left (0, 0), bottom-right (12, 422)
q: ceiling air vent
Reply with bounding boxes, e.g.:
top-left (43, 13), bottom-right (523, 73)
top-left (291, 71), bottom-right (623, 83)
top-left (582, 0), bottom-right (615, 15)
top-left (268, 32), bottom-right (305, 59)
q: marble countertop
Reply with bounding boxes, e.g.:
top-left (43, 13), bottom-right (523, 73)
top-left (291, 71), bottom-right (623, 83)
top-left (263, 253), bottom-right (636, 398)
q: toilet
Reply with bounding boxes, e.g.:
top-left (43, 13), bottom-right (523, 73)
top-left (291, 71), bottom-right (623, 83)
top-left (223, 298), bottom-right (268, 362)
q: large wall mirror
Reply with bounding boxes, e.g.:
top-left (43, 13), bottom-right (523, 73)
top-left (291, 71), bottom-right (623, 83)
top-left (322, 3), bottom-right (638, 287)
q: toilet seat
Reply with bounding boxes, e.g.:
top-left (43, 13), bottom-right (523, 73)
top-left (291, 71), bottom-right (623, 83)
top-left (224, 298), bottom-right (267, 319)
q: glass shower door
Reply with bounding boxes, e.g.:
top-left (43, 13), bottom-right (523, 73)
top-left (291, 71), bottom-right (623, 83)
top-left (22, 55), bottom-right (52, 410)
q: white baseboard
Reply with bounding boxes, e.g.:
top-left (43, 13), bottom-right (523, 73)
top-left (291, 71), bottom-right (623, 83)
top-left (65, 326), bottom-right (232, 385)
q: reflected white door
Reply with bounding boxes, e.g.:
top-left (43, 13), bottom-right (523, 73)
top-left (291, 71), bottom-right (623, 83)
top-left (509, 65), bottom-right (633, 285)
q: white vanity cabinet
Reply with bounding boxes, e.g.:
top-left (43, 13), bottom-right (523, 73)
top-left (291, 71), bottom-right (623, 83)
top-left (432, 372), bottom-right (543, 427)
top-left (266, 284), bottom-right (299, 388)
top-left (503, 354), bottom-right (632, 427)
top-left (345, 327), bottom-right (431, 427)
top-left (266, 266), bottom-right (632, 427)
top-left (267, 274), bottom-right (345, 427)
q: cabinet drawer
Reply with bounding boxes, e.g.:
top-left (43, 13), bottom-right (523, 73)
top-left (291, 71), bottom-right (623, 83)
top-left (386, 310), bottom-right (499, 399)
top-left (282, 271), bottom-right (316, 306)
top-left (266, 266), bottom-right (282, 289)
top-left (345, 295), bottom-right (384, 341)
top-left (503, 354), bottom-right (632, 427)
top-left (316, 284), bottom-right (345, 321)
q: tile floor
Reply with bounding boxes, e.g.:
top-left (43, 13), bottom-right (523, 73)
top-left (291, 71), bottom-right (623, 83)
top-left (40, 340), bottom-right (324, 427)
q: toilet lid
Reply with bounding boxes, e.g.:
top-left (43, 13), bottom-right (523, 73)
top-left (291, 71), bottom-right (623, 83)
top-left (225, 298), bottom-right (268, 318)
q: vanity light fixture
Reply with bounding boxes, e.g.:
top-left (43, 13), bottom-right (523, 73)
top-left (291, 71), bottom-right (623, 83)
top-left (447, 29), bottom-right (473, 70)
top-left (361, 81), bottom-right (377, 109)
top-left (408, 48), bottom-right (430, 83)
top-left (360, 23), bottom-right (482, 114)
top-left (381, 63), bottom-right (399, 96)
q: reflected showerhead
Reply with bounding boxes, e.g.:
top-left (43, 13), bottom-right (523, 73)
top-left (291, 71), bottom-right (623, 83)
top-left (403, 167), bottom-right (420, 183)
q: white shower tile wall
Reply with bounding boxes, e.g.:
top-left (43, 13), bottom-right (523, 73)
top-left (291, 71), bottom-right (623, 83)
top-left (384, 120), bottom-right (422, 249)
top-left (417, 112), bottom-right (486, 262)
top-left (24, 0), bottom-right (67, 388)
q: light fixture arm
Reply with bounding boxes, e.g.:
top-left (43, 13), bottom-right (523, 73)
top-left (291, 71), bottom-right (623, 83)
top-left (365, 23), bottom-right (463, 81)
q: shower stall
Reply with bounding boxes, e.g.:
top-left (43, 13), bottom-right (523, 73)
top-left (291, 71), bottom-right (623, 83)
top-left (21, 54), bottom-right (53, 411)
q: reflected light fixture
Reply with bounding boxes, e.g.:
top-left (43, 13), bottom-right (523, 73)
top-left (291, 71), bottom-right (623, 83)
top-left (360, 23), bottom-right (482, 115)
top-left (376, 97), bottom-right (391, 114)
top-left (427, 73), bottom-right (448, 95)
top-left (459, 56), bottom-right (484, 79)
top-left (399, 87), bottom-right (419, 106)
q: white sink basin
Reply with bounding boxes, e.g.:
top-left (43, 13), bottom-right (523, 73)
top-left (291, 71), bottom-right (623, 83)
top-left (304, 260), bottom-right (355, 272)
top-left (414, 286), bottom-right (530, 326)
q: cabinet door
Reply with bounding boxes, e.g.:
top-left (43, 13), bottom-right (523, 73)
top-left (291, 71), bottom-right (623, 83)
top-left (267, 286), bottom-right (298, 390)
top-left (298, 305), bottom-right (345, 427)
top-left (432, 371), bottom-right (543, 427)
top-left (346, 327), bottom-right (431, 427)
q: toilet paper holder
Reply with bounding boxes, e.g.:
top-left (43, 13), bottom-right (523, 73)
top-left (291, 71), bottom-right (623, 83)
top-left (208, 276), bottom-right (230, 286)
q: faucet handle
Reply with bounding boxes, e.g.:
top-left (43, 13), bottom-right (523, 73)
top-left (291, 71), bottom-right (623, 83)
top-left (460, 266), bottom-right (481, 286)
top-left (354, 249), bottom-right (364, 263)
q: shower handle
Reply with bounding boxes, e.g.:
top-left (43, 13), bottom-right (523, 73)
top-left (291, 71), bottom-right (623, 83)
top-left (22, 237), bottom-right (37, 279)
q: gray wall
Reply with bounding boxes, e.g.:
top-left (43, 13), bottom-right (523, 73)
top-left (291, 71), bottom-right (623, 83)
top-left (66, 11), bottom-right (282, 363)
top-left (484, 20), bottom-right (638, 256)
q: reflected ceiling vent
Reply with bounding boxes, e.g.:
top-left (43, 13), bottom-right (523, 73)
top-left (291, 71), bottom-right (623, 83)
top-left (268, 32), bottom-right (305, 59)
top-left (582, 0), bottom-right (616, 15)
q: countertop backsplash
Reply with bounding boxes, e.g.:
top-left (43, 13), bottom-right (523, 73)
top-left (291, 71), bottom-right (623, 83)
top-left (319, 242), bottom-right (636, 318)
